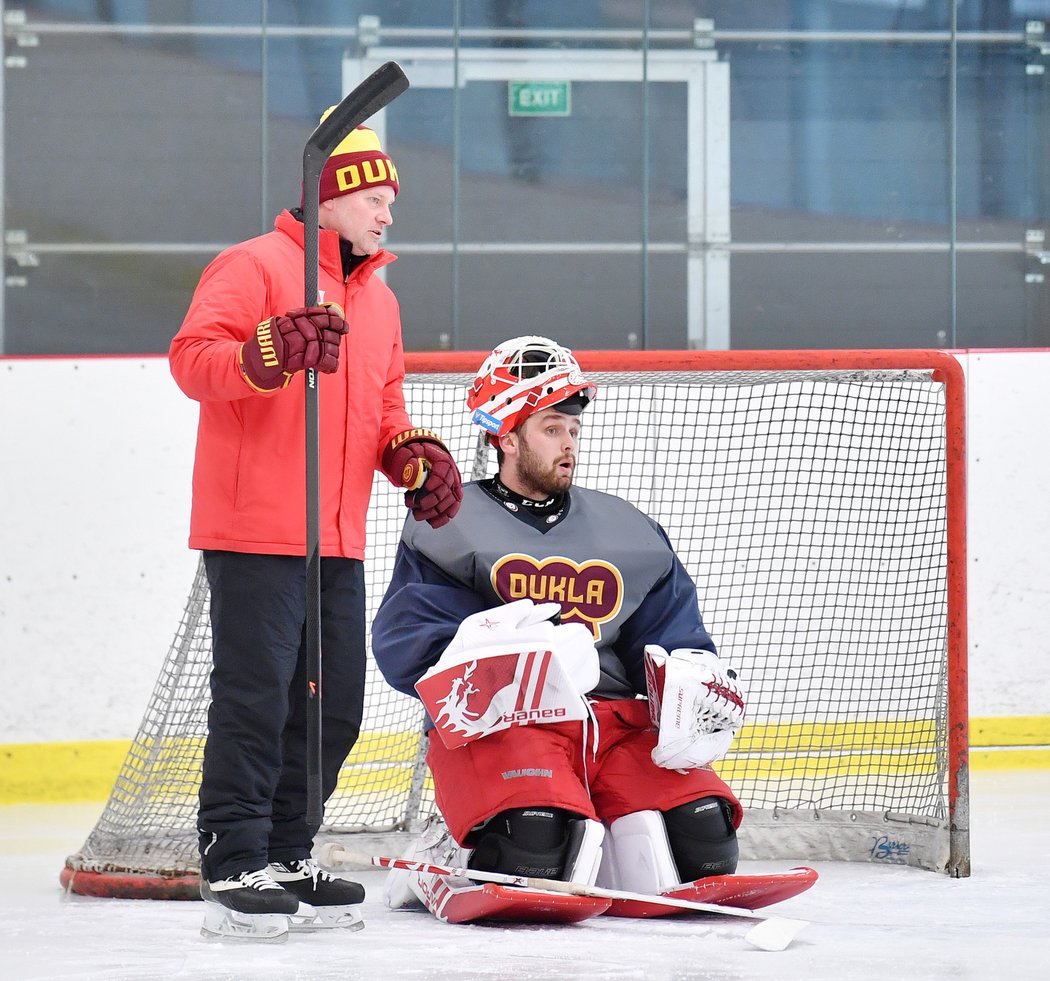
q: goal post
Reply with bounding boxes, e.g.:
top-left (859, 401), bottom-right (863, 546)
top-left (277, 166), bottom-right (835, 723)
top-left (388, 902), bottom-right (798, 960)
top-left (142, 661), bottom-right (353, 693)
top-left (61, 348), bottom-right (968, 898)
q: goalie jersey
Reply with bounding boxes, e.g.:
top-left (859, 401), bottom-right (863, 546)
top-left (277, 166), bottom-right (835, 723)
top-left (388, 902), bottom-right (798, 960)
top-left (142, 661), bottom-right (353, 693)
top-left (372, 480), bottom-right (716, 701)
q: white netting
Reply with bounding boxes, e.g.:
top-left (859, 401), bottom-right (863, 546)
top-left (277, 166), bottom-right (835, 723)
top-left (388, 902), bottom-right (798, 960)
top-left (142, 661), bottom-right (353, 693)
top-left (64, 362), bottom-right (966, 888)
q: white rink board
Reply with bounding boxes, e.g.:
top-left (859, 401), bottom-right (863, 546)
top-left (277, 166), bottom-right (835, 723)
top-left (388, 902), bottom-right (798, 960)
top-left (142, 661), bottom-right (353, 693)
top-left (1, 358), bottom-right (200, 741)
top-left (963, 350), bottom-right (1050, 694)
top-left (1, 350), bottom-right (1047, 744)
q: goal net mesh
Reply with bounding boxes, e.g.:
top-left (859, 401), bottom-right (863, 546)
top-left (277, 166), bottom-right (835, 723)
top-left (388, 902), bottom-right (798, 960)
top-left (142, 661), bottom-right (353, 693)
top-left (64, 362), bottom-right (964, 888)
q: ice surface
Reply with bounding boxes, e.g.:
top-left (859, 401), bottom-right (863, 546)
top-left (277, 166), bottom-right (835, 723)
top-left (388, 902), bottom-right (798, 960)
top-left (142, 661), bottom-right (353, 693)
top-left (2, 769), bottom-right (1047, 981)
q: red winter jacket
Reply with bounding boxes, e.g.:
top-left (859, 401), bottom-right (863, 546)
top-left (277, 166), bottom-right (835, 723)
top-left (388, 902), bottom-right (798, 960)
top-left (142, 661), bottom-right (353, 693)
top-left (169, 209), bottom-right (414, 558)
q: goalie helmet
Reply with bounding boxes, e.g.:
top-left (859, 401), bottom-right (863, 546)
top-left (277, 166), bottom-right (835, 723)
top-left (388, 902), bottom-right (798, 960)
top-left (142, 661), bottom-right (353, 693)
top-left (466, 335), bottom-right (598, 442)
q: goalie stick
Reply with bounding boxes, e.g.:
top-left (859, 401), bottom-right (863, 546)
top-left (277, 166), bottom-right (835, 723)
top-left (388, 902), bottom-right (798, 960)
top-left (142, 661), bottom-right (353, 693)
top-left (316, 844), bottom-right (809, 951)
top-left (301, 62), bottom-right (410, 828)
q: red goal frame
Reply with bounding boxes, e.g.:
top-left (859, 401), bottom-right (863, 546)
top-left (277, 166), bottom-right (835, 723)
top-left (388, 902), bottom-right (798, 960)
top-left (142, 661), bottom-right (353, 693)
top-left (407, 347), bottom-right (969, 877)
top-left (60, 346), bottom-right (970, 899)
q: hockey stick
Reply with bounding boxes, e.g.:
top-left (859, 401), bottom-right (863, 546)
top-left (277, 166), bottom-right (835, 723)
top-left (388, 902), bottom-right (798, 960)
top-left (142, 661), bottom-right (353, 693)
top-left (317, 844), bottom-right (809, 951)
top-left (301, 61), bottom-right (410, 828)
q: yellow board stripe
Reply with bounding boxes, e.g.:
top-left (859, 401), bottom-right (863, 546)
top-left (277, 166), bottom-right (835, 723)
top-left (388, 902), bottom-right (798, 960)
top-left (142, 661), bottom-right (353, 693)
top-left (733, 720), bottom-right (942, 753)
top-left (968, 716), bottom-right (1050, 746)
top-left (970, 748), bottom-right (1050, 770)
top-left (0, 741), bottom-right (130, 803)
top-left (2, 716), bottom-right (1048, 805)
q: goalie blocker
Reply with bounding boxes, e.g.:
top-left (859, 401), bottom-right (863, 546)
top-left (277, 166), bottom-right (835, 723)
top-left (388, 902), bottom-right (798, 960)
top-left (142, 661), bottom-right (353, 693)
top-left (413, 599), bottom-right (598, 749)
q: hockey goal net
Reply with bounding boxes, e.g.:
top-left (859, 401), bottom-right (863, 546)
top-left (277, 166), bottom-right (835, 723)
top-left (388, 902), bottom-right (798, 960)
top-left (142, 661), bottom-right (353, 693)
top-left (62, 349), bottom-right (969, 898)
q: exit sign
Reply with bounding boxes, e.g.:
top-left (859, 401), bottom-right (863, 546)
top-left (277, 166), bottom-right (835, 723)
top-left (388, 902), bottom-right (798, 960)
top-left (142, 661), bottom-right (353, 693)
top-left (508, 80), bottom-right (572, 117)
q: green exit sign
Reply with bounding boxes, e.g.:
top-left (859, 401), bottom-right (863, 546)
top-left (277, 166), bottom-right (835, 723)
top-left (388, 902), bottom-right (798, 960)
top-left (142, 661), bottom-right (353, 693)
top-left (508, 80), bottom-right (572, 117)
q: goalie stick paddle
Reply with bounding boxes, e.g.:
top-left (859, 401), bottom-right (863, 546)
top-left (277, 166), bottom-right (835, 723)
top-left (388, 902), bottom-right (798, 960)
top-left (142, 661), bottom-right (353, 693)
top-left (317, 845), bottom-right (809, 951)
top-left (301, 61), bottom-right (410, 829)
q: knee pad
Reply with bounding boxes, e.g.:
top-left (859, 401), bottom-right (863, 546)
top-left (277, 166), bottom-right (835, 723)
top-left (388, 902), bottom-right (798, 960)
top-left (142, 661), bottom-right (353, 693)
top-left (596, 810), bottom-right (679, 893)
top-left (469, 807), bottom-right (604, 884)
top-left (596, 798), bottom-right (737, 894)
top-left (663, 796), bottom-right (738, 879)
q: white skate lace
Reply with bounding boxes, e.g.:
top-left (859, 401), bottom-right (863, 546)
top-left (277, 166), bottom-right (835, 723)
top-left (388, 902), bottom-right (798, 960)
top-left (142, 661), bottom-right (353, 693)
top-left (238, 869), bottom-right (284, 891)
top-left (280, 859), bottom-right (334, 884)
top-left (302, 859), bottom-right (335, 883)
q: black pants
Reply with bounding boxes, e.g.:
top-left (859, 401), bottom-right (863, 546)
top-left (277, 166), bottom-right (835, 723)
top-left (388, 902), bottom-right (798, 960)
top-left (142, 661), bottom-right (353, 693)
top-left (197, 551), bottom-right (366, 881)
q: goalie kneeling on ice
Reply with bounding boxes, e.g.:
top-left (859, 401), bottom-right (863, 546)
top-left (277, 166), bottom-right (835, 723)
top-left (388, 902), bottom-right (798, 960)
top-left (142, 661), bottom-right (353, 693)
top-left (414, 600), bottom-right (598, 750)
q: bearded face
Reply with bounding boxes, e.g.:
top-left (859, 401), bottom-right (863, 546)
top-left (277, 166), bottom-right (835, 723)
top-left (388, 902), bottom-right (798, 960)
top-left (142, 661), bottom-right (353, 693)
top-left (504, 410), bottom-right (581, 499)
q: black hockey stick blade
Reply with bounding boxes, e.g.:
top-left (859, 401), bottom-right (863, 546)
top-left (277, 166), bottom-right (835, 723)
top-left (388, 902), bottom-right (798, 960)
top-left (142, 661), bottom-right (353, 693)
top-left (303, 61), bottom-right (410, 186)
top-left (302, 61), bottom-right (409, 308)
top-left (302, 61), bottom-right (410, 830)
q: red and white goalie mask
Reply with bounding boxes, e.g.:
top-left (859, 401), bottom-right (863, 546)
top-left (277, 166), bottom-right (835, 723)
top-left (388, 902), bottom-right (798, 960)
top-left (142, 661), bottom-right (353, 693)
top-left (466, 335), bottom-right (598, 444)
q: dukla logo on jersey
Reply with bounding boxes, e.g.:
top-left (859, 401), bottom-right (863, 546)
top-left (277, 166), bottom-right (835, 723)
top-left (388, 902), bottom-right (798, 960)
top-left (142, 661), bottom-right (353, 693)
top-left (414, 647), bottom-right (588, 749)
top-left (491, 554), bottom-right (624, 641)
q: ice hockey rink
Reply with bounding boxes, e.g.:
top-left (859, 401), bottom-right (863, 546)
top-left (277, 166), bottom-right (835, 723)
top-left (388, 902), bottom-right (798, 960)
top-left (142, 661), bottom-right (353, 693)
top-left (3, 355), bottom-right (1047, 979)
top-left (0, 768), bottom-right (1044, 981)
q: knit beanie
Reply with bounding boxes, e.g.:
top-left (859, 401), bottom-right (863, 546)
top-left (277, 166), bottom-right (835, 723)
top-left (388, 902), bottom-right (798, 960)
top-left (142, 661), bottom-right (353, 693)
top-left (316, 117), bottom-right (399, 204)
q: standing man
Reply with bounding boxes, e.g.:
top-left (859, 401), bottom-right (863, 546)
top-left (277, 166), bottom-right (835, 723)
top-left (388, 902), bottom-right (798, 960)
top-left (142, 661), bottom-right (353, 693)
top-left (371, 336), bottom-right (745, 924)
top-left (169, 121), bottom-right (462, 941)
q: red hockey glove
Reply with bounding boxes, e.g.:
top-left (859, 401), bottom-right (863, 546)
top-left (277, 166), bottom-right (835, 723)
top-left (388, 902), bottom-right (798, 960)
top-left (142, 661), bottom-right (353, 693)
top-left (239, 304), bottom-right (349, 392)
top-left (382, 429), bottom-right (463, 529)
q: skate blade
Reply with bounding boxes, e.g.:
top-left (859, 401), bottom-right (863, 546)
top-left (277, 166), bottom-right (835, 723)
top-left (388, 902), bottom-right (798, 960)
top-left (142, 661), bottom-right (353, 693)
top-left (289, 904), bottom-right (365, 933)
top-left (200, 905), bottom-right (289, 943)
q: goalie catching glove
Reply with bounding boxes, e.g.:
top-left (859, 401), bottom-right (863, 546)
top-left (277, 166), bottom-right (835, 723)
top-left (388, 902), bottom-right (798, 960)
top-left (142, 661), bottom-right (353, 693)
top-left (382, 429), bottom-right (463, 529)
top-left (415, 599), bottom-right (600, 748)
top-left (645, 645), bottom-right (745, 770)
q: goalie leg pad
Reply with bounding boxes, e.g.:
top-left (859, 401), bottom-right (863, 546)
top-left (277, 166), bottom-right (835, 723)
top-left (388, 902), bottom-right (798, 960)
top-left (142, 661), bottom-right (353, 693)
top-left (663, 796), bottom-right (739, 879)
top-left (383, 813), bottom-right (609, 924)
top-left (383, 815), bottom-right (471, 911)
top-left (562, 814), bottom-right (605, 885)
top-left (596, 800), bottom-right (737, 894)
top-left (471, 807), bottom-right (603, 883)
top-left (596, 809), bottom-right (681, 894)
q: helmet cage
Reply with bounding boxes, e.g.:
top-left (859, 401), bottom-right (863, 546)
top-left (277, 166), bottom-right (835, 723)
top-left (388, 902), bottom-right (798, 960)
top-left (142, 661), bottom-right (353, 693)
top-left (466, 335), bottom-right (597, 441)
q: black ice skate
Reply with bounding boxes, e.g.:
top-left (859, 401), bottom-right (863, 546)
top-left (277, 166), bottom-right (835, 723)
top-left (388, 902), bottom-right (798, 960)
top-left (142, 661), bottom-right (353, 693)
top-left (267, 858), bottom-right (366, 932)
top-left (199, 868), bottom-right (308, 943)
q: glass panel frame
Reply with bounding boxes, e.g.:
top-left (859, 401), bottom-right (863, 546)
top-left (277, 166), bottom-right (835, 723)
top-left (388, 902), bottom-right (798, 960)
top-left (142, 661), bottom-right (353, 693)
top-left (1, 2), bottom-right (1047, 353)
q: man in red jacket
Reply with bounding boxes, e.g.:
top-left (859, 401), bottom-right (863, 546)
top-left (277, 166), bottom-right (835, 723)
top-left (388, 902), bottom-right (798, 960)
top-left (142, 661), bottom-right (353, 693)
top-left (169, 122), bottom-right (462, 941)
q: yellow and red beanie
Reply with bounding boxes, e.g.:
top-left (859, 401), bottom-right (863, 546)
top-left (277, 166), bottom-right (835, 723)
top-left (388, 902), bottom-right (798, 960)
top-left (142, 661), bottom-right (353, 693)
top-left (316, 115), bottom-right (399, 204)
